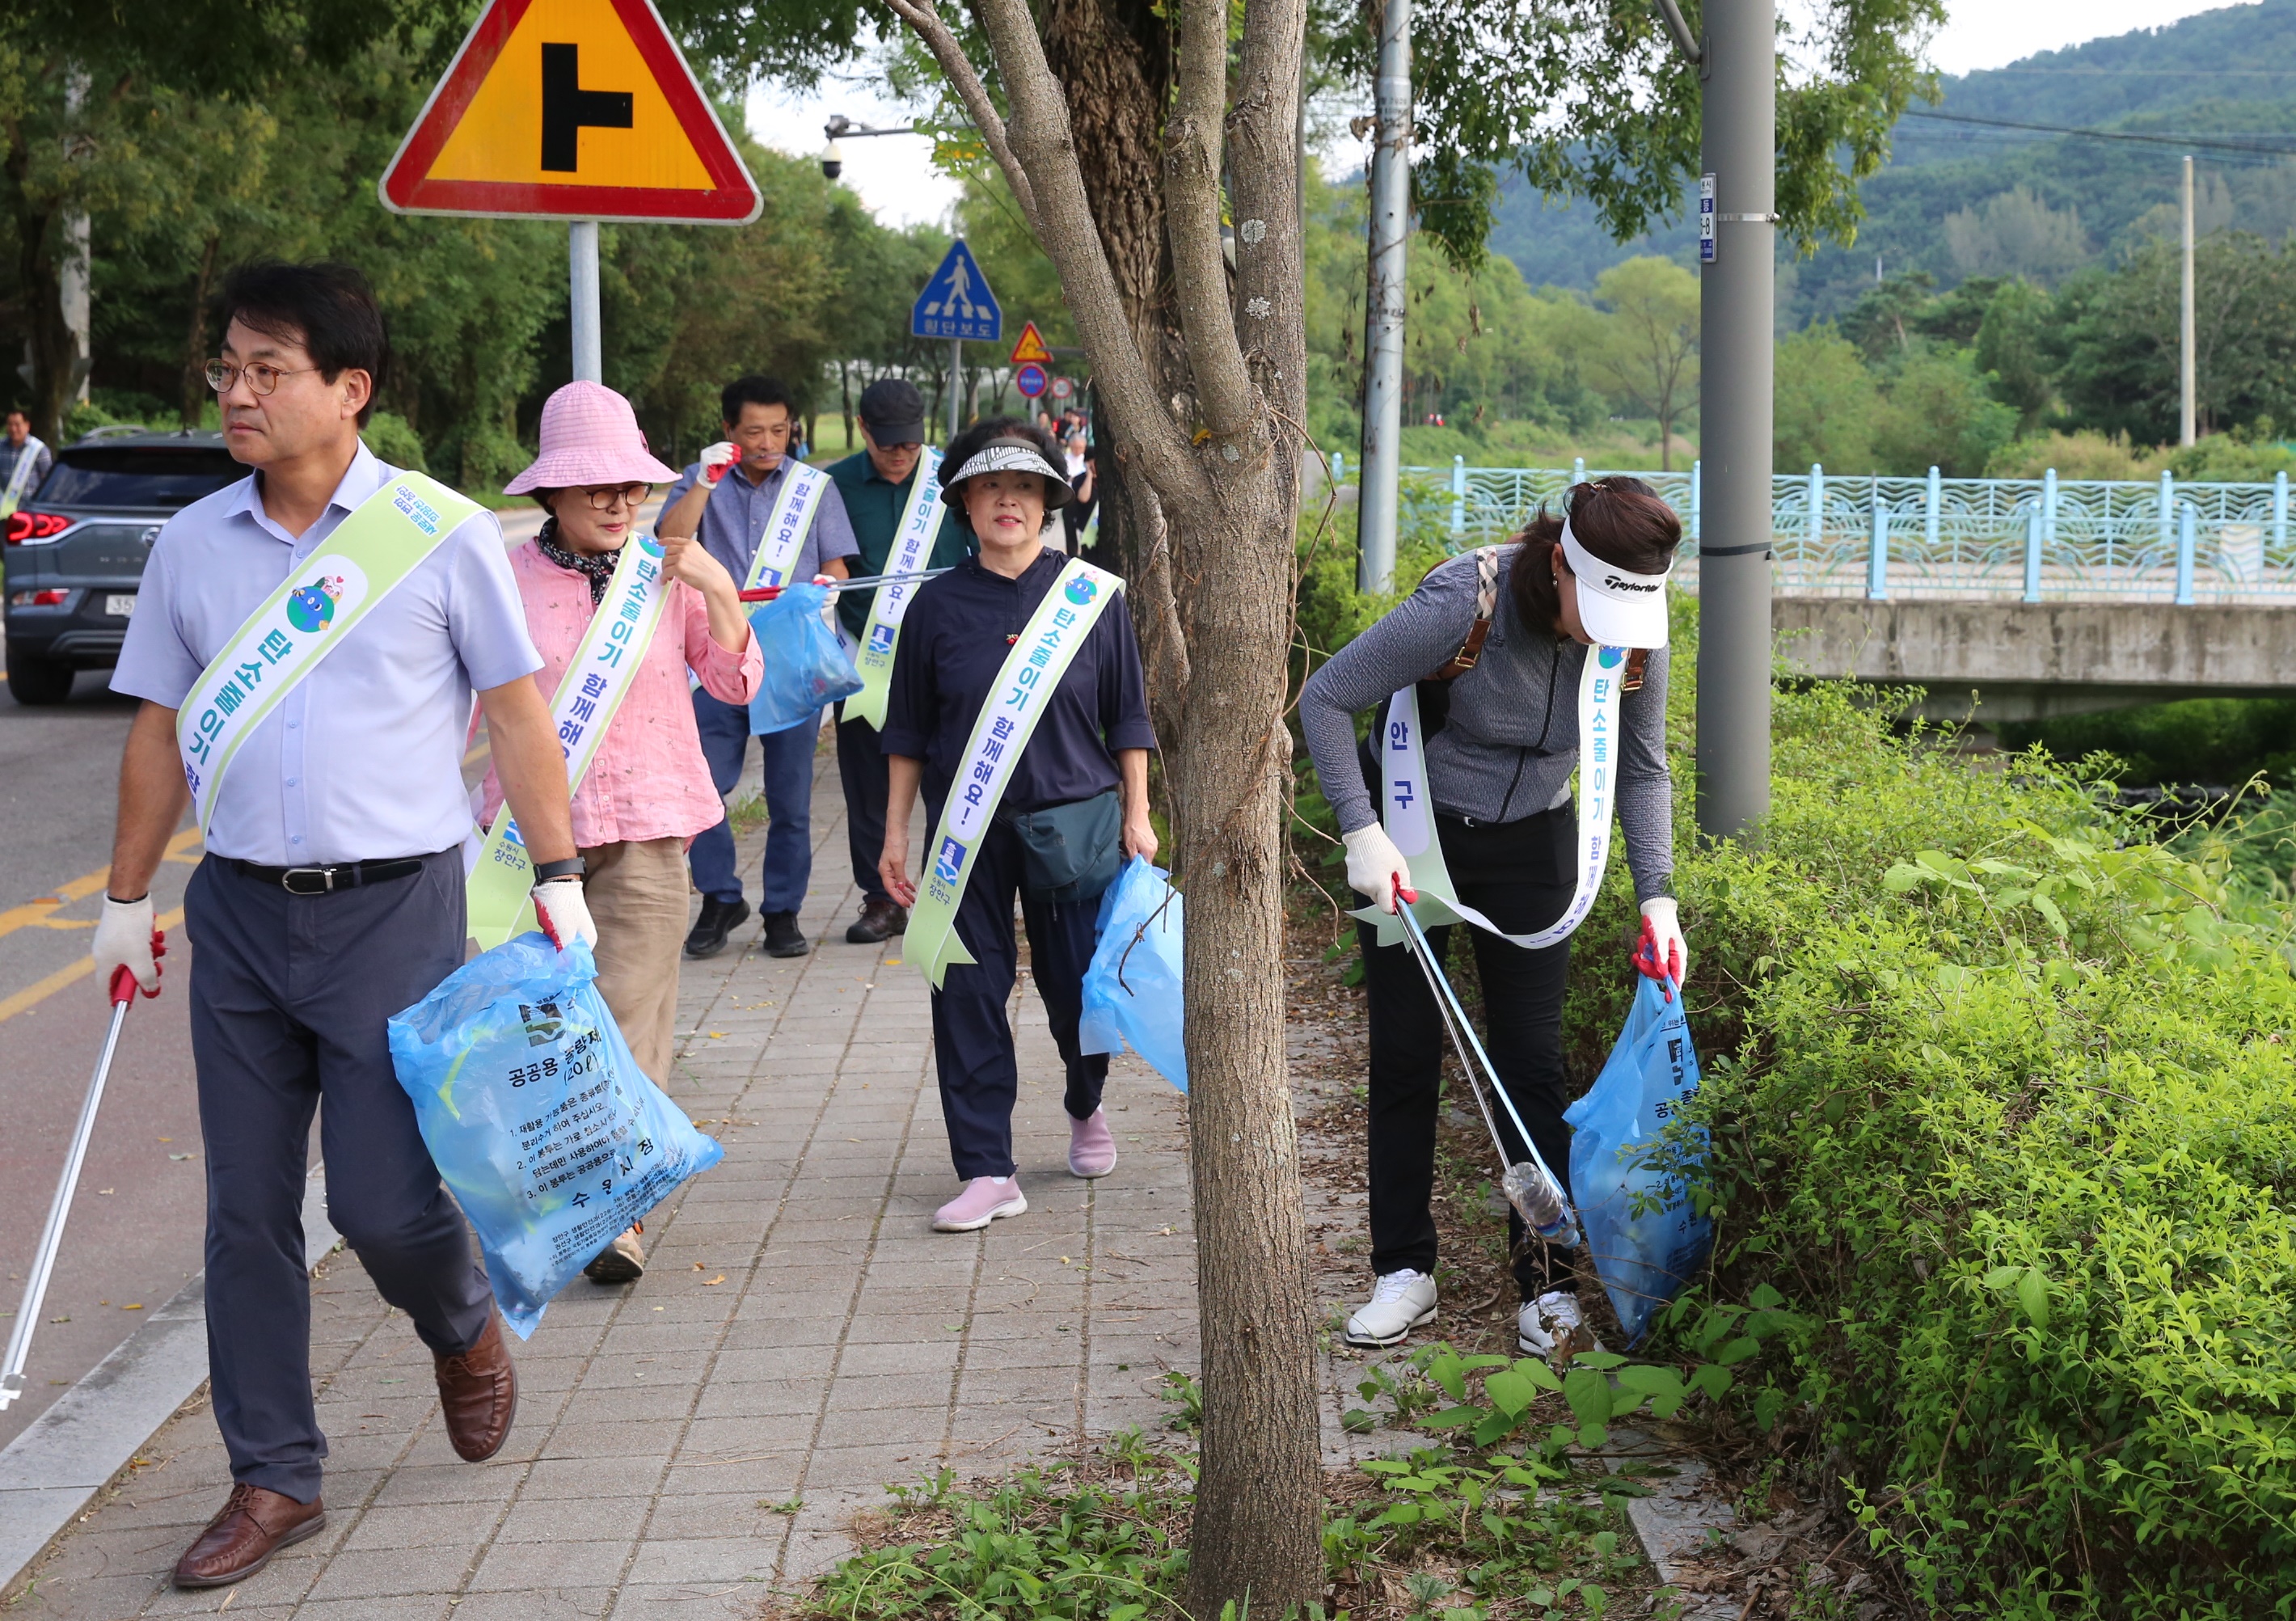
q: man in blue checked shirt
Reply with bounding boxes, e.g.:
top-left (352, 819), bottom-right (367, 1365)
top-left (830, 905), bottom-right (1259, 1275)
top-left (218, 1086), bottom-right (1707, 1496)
top-left (657, 374), bottom-right (859, 960)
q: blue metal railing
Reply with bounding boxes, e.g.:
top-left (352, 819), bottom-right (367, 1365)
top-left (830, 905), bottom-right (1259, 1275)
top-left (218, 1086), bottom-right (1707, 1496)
top-left (1319, 453), bottom-right (2296, 605)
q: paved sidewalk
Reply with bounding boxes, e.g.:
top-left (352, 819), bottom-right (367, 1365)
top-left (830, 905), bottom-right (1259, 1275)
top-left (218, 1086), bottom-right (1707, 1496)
top-left (3, 749), bottom-right (1199, 1619)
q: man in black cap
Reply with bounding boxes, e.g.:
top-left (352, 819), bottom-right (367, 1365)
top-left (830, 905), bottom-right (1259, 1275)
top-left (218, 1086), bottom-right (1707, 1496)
top-left (825, 379), bottom-right (976, 943)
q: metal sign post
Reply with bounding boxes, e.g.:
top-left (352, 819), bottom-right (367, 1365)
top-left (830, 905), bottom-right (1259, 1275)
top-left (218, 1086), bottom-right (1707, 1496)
top-left (378, 0), bottom-right (764, 387)
top-left (911, 241), bottom-right (1001, 441)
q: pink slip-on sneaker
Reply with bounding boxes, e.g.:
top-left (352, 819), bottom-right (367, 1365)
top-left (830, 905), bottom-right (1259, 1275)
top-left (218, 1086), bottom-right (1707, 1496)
top-left (932, 1176), bottom-right (1028, 1231)
top-left (1068, 1108), bottom-right (1117, 1178)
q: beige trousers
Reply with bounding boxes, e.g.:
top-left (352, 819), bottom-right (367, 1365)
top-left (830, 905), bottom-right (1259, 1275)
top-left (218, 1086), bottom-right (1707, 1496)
top-left (580, 837), bottom-right (690, 1086)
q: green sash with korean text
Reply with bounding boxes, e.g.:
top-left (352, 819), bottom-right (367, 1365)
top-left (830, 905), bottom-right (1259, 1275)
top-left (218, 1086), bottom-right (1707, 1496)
top-left (464, 535), bottom-right (674, 948)
top-left (904, 556), bottom-right (1123, 989)
top-left (175, 473), bottom-right (478, 829)
top-left (843, 450), bottom-right (943, 732)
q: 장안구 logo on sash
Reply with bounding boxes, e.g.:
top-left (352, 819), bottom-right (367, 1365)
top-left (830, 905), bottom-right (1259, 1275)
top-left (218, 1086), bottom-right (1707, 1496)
top-left (934, 837), bottom-right (968, 885)
top-left (868, 623), bottom-right (897, 654)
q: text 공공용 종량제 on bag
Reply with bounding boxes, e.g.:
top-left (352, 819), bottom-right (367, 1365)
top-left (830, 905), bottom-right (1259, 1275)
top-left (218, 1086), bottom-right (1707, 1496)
top-left (1562, 973), bottom-right (1712, 1345)
top-left (386, 932), bottom-right (724, 1338)
top-left (748, 580), bottom-right (861, 735)
top-left (1077, 855), bottom-right (1187, 1091)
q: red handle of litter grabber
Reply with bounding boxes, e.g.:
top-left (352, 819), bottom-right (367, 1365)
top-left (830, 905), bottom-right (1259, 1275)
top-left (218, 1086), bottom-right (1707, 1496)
top-left (737, 586), bottom-right (783, 603)
top-left (1395, 877), bottom-right (1419, 906)
top-left (109, 929), bottom-right (166, 1006)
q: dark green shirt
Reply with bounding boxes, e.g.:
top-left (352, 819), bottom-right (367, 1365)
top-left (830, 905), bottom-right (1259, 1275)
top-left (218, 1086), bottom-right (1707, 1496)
top-left (825, 450), bottom-right (975, 640)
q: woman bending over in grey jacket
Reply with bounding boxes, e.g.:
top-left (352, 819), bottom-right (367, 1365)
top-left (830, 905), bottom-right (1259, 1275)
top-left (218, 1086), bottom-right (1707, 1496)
top-left (1298, 477), bottom-right (1688, 1361)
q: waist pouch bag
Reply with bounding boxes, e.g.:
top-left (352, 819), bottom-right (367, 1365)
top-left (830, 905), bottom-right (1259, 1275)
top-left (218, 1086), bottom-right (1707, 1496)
top-left (1563, 974), bottom-right (1712, 1345)
top-left (1078, 855), bottom-right (1187, 1091)
top-left (387, 931), bottom-right (724, 1338)
top-left (749, 580), bottom-right (863, 735)
top-left (999, 787), bottom-right (1123, 905)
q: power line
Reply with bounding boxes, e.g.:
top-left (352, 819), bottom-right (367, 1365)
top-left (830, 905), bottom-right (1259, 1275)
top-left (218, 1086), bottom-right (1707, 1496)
top-left (1900, 109), bottom-right (2296, 160)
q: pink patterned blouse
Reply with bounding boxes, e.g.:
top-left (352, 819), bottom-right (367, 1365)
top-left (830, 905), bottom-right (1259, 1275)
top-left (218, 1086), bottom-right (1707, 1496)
top-left (479, 539), bottom-right (762, 847)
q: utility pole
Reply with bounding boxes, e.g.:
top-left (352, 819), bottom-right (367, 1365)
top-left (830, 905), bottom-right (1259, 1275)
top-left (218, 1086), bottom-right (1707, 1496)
top-left (2180, 154), bottom-right (2197, 447)
top-left (1687, 0), bottom-right (1774, 842)
top-left (950, 339), bottom-right (963, 439)
top-left (1357, 0), bottom-right (1411, 594)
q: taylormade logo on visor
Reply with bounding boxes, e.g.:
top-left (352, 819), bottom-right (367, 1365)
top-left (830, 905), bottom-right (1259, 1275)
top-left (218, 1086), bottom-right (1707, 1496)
top-left (1603, 574), bottom-right (1661, 593)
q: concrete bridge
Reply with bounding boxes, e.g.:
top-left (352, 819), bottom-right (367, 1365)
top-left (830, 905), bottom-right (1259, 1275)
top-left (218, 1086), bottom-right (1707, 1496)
top-left (1769, 598), bottom-right (2295, 723)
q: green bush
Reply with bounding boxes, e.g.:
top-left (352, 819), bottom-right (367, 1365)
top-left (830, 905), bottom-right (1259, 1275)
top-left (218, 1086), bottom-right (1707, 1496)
top-left (360, 410), bottom-right (428, 474)
top-left (1294, 535), bottom-right (2296, 1611)
top-left (1636, 679), bottom-right (2296, 1617)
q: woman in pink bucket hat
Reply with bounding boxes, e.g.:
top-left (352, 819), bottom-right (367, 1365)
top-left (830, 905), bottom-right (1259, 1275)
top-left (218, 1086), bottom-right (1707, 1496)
top-left (482, 381), bottom-right (762, 1284)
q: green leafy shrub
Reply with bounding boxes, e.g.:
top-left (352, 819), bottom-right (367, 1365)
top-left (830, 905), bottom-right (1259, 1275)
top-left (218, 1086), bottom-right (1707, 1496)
top-left (1631, 678), bottom-right (2296, 1616)
top-left (360, 410), bottom-right (429, 474)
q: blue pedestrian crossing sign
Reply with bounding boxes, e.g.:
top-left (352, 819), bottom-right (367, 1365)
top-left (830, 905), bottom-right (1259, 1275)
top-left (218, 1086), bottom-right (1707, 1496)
top-left (911, 240), bottom-right (1001, 343)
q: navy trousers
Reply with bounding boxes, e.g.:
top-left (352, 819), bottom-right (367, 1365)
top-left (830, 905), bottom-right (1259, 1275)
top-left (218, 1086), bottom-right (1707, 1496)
top-left (834, 701), bottom-right (892, 907)
top-left (927, 804), bottom-right (1107, 1179)
top-left (1357, 807), bottom-right (1577, 1300)
top-left (690, 688), bottom-right (819, 914)
top-left (185, 851), bottom-right (492, 1504)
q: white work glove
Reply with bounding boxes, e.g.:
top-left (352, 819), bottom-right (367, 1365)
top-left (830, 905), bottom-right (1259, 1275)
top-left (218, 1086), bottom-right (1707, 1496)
top-left (1634, 895), bottom-right (1689, 992)
top-left (93, 894), bottom-right (163, 997)
top-left (533, 878), bottom-right (598, 952)
top-left (699, 441), bottom-right (741, 485)
top-left (1341, 822), bottom-right (1412, 915)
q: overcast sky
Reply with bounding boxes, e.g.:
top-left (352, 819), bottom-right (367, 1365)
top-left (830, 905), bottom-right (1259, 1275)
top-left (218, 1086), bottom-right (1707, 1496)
top-left (742, 1), bottom-right (2250, 229)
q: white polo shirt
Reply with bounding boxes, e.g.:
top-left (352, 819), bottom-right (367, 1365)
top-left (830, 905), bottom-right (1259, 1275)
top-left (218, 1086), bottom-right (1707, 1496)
top-left (112, 444), bottom-right (542, 867)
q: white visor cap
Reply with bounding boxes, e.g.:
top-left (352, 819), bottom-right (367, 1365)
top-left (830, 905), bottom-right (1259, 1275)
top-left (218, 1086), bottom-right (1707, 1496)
top-left (1560, 518), bottom-right (1671, 649)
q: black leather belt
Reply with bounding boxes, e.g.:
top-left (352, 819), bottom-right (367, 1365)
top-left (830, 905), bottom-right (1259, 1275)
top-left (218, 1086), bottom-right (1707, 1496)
top-left (227, 855), bottom-right (428, 896)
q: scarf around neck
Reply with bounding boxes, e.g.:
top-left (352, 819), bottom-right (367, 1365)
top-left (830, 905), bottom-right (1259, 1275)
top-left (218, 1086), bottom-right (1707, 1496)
top-left (536, 517), bottom-right (618, 606)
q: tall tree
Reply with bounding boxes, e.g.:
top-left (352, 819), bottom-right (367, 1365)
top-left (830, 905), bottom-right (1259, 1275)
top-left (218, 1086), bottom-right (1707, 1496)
top-left (880, 0), bottom-right (1321, 1610)
top-left (0, 0), bottom-right (444, 441)
top-left (1586, 255), bottom-right (1699, 469)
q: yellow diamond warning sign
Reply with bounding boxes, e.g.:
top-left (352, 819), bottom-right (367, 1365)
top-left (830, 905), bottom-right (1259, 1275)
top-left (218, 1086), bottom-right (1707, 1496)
top-left (381, 0), bottom-right (760, 224)
top-left (1008, 321), bottom-right (1054, 367)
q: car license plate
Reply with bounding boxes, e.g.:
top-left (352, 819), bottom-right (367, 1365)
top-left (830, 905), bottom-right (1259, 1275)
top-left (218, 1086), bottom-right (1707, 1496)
top-left (104, 594), bottom-right (136, 618)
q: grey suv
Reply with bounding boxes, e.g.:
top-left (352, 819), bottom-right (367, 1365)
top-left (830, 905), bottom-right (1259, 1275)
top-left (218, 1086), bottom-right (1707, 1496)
top-left (2, 428), bottom-right (241, 704)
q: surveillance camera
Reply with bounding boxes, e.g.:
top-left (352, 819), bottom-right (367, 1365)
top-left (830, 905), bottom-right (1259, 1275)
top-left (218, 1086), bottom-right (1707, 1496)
top-left (821, 138), bottom-right (846, 182)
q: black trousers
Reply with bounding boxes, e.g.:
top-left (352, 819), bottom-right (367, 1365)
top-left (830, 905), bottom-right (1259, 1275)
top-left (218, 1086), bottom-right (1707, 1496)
top-left (834, 702), bottom-right (892, 907)
top-left (926, 800), bottom-right (1107, 1179)
top-left (186, 851), bottom-right (493, 1503)
top-left (1357, 807), bottom-right (1577, 1301)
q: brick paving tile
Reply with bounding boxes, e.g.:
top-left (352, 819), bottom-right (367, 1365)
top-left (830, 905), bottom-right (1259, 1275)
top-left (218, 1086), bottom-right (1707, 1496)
top-left (4, 760), bottom-right (1209, 1616)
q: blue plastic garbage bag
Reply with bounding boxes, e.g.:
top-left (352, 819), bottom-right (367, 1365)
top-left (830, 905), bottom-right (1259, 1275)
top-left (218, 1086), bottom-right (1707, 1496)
top-left (1563, 976), bottom-right (1711, 1345)
top-left (1078, 857), bottom-right (1187, 1091)
top-left (748, 581), bottom-right (861, 734)
top-left (387, 932), bottom-right (724, 1338)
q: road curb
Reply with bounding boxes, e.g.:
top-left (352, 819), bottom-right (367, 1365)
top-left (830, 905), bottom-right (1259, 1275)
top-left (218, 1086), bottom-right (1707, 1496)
top-left (0, 1169), bottom-right (337, 1590)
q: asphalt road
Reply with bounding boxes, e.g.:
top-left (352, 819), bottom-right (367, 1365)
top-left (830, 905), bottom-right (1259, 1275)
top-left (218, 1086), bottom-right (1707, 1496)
top-left (0, 492), bottom-right (659, 1452)
top-left (0, 670), bottom-right (205, 1453)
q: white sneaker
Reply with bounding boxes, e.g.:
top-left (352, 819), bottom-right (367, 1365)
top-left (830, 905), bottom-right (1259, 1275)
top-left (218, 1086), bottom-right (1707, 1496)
top-left (1517, 1288), bottom-right (1601, 1360)
top-left (1344, 1269), bottom-right (1437, 1348)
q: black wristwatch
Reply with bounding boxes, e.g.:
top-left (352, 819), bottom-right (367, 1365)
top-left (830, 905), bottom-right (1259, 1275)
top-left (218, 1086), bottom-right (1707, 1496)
top-left (531, 858), bottom-right (587, 884)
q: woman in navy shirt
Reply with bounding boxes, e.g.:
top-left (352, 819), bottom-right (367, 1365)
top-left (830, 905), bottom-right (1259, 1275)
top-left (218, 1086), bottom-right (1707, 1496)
top-left (878, 420), bottom-right (1158, 1232)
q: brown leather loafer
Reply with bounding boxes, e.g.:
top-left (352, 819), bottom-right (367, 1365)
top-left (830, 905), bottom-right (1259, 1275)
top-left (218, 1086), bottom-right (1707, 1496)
top-left (172, 1483), bottom-right (325, 1588)
top-left (434, 1313), bottom-right (517, 1462)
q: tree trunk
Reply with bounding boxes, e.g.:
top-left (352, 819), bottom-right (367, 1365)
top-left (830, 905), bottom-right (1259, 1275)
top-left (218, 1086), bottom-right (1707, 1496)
top-left (1176, 9), bottom-right (1319, 1606)
top-left (180, 234), bottom-right (220, 428)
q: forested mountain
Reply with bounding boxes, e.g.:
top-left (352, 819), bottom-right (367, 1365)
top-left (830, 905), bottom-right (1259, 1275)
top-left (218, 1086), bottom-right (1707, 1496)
top-left (1487, 0), bottom-right (2296, 327)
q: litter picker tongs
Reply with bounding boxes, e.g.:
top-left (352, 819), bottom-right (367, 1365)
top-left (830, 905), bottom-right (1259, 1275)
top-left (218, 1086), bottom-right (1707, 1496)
top-left (1392, 892), bottom-right (1583, 1251)
top-left (737, 568), bottom-right (952, 603)
top-left (0, 961), bottom-right (147, 1409)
